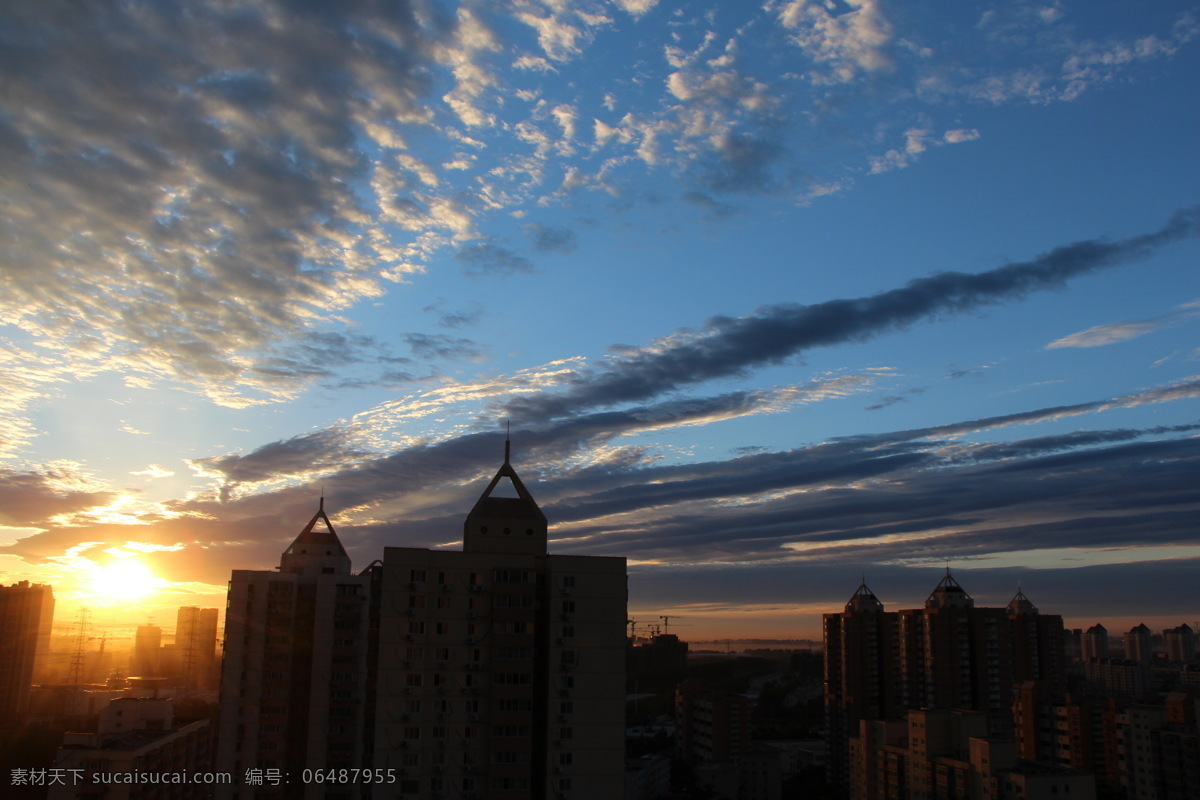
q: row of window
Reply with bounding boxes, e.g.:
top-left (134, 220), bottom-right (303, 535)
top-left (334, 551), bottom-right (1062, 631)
top-left (406, 569), bottom-right (577, 588)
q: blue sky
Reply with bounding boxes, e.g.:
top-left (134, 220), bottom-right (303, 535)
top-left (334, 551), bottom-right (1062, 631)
top-left (0, 0), bottom-right (1197, 640)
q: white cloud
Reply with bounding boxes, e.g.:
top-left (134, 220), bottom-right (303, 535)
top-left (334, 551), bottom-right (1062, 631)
top-left (777, 0), bottom-right (894, 83)
top-left (943, 128), bottom-right (981, 144)
top-left (614, 0), bottom-right (659, 18)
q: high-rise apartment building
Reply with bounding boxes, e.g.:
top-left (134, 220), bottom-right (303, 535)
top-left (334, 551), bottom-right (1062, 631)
top-left (215, 500), bottom-right (371, 799)
top-left (1124, 623), bottom-right (1154, 663)
top-left (1163, 624), bottom-right (1196, 663)
top-left (823, 573), bottom-right (1065, 796)
top-left (1081, 623), bottom-right (1109, 662)
top-left (214, 445), bottom-right (627, 800)
top-left (675, 679), bottom-right (754, 765)
top-left (373, 445), bottom-right (627, 800)
top-left (176, 606), bottom-right (219, 691)
top-left (0, 580), bottom-right (54, 723)
top-left (133, 623), bottom-right (163, 677)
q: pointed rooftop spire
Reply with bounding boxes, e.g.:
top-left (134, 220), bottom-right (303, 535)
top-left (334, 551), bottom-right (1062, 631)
top-left (845, 579), bottom-right (884, 613)
top-left (926, 568), bottom-right (973, 609)
top-left (280, 496), bottom-right (350, 576)
top-left (1007, 585), bottom-right (1038, 616)
top-left (463, 436), bottom-right (548, 555)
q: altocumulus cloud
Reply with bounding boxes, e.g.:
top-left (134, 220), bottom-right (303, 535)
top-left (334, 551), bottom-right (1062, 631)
top-left (505, 208), bottom-right (1200, 420)
top-left (0, 1), bottom-right (463, 410)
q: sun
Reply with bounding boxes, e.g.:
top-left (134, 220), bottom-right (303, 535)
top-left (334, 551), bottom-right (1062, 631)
top-left (86, 559), bottom-right (163, 602)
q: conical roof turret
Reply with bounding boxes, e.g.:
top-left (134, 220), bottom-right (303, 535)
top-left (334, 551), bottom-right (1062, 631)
top-left (925, 568), bottom-right (973, 609)
top-left (280, 496), bottom-right (351, 576)
top-left (845, 579), bottom-right (884, 613)
top-left (1007, 586), bottom-right (1038, 616)
top-left (463, 436), bottom-right (548, 555)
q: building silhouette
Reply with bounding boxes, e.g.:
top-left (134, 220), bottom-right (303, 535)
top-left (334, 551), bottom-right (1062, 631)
top-left (1163, 624), bottom-right (1196, 663)
top-left (0, 580), bottom-right (54, 724)
top-left (176, 606), bottom-right (219, 691)
top-left (823, 573), bottom-right (1065, 795)
top-left (1081, 623), bottom-right (1109, 662)
top-left (133, 623), bottom-right (163, 677)
top-left (214, 444), bottom-right (627, 800)
top-left (215, 499), bottom-right (372, 798)
top-left (1124, 623), bottom-right (1153, 663)
top-left (373, 443), bottom-right (627, 799)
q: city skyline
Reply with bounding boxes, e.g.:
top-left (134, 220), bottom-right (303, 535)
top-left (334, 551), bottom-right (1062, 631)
top-left (1, 2), bottom-right (1198, 641)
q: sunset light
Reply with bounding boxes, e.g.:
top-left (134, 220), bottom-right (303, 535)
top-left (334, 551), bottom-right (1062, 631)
top-left (83, 559), bottom-right (164, 603)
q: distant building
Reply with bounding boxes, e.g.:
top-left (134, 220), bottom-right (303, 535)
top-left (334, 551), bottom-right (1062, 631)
top-left (627, 633), bottom-right (688, 692)
top-left (1083, 658), bottom-right (1152, 700)
top-left (132, 623), bottom-right (162, 677)
top-left (0, 580), bottom-right (54, 723)
top-left (1081, 623), bottom-right (1110, 662)
top-left (1124, 623), bottom-right (1154, 663)
top-left (176, 607), bottom-right (219, 691)
top-left (1163, 624), bottom-right (1196, 663)
top-left (625, 753), bottom-right (671, 800)
top-left (50, 694), bottom-right (213, 800)
top-left (851, 707), bottom-right (1096, 800)
top-left (675, 679), bottom-right (753, 765)
top-left (823, 574), bottom-right (1065, 795)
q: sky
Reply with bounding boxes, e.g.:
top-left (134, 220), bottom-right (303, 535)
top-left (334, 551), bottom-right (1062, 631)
top-left (1, 0), bottom-right (1198, 644)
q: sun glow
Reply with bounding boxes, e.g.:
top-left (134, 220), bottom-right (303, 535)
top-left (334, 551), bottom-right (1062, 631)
top-left (85, 559), bottom-right (164, 602)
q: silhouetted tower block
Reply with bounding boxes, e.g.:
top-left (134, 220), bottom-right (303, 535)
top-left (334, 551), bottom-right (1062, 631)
top-left (1163, 624), bottom-right (1196, 663)
top-left (373, 444), bottom-right (627, 800)
top-left (1124, 623), bottom-right (1154, 663)
top-left (824, 572), bottom-right (1067, 796)
top-left (823, 581), bottom-right (900, 794)
top-left (1082, 623), bottom-right (1109, 661)
top-left (0, 580), bottom-right (54, 722)
top-left (176, 606), bottom-right (218, 691)
top-left (215, 499), bottom-right (370, 800)
top-left (132, 623), bottom-right (162, 677)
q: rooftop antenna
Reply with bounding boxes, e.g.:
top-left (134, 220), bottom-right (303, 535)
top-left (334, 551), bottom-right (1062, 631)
top-left (320, 484), bottom-right (325, 512)
top-left (505, 419), bottom-right (511, 464)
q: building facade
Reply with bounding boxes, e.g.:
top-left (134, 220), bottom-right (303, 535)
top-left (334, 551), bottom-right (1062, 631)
top-left (0, 580), bottom-right (54, 724)
top-left (215, 501), bottom-right (371, 799)
top-left (176, 607), bottom-right (219, 691)
top-left (824, 574), bottom-right (1065, 796)
top-left (373, 446), bottom-right (627, 800)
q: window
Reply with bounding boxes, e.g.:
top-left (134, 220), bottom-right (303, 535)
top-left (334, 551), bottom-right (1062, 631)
top-left (562, 576), bottom-right (576, 588)
top-left (406, 674), bottom-right (423, 687)
top-left (408, 595), bottom-right (425, 609)
top-left (409, 621), bottom-right (425, 634)
top-left (561, 600), bottom-right (576, 613)
top-left (436, 595), bottom-right (450, 609)
top-left (409, 569), bottom-right (426, 583)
